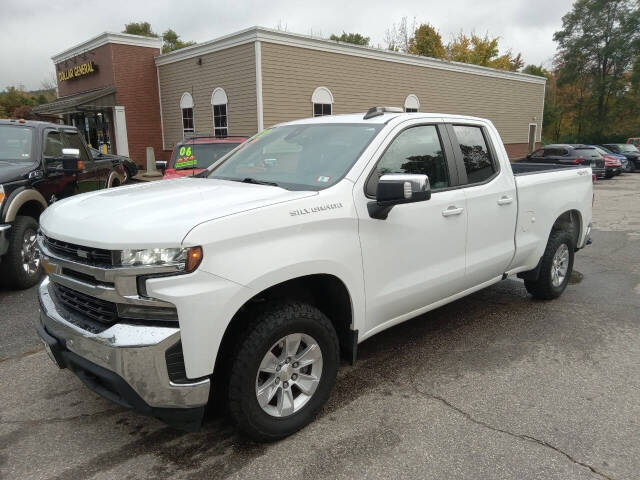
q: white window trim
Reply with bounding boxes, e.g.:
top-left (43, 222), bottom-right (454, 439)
top-left (312, 86), bottom-right (334, 117)
top-left (404, 94), bottom-right (420, 112)
top-left (180, 92), bottom-right (195, 138)
top-left (211, 88), bottom-right (229, 137)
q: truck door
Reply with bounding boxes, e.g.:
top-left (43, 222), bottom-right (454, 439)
top-left (448, 123), bottom-right (518, 287)
top-left (355, 123), bottom-right (467, 334)
top-left (39, 129), bottom-right (79, 202)
top-left (62, 130), bottom-right (100, 192)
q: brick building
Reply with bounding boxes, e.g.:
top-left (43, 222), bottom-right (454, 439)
top-left (34, 32), bottom-right (166, 166)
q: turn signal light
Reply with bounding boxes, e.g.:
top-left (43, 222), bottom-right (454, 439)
top-left (573, 157), bottom-right (585, 164)
top-left (186, 246), bottom-right (203, 272)
top-left (77, 161), bottom-right (84, 170)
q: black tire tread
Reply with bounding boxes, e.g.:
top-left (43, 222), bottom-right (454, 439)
top-left (524, 229), bottom-right (574, 300)
top-left (0, 215), bottom-right (41, 290)
top-left (227, 301), bottom-right (339, 441)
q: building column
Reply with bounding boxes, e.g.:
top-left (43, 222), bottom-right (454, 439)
top-left (113, 106), bottom-right (129, 157)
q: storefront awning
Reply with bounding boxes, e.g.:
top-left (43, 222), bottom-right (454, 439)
top-left (33, 86), bottom-right (117, 114)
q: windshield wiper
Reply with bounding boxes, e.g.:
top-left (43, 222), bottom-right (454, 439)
top-left (240, 177), bottom-right (279, 187)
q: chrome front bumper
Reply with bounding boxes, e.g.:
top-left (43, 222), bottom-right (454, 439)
top-left (38, 277), bottom-right (210, 414)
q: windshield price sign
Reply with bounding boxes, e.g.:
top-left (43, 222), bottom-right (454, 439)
top-left (175, 146), bottom-right (197, 168)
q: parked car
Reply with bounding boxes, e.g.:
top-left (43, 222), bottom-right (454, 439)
top-left (626, 137), bottom-right (640, 148)
top-left (595, 146), bottom-right (629, 172)
top-left (156, 136), bottom-right (247, 179)
top-left (526, 144), bottom-right (606, 178)
top-left (89, 147), bottom-right (138, 181)
top-left (601, 143), bottom-right (640, 172)
top-left (37, 108), bottom-right (593, 440)
top-left (0, 119), bottom-right (125, 289)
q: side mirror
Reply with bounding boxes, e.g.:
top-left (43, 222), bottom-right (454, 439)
top-left (368, 174), bottom-right (431, 220)
top-left (155, 160), bottom-right (167, 172)
top-left (61, 148), bottom-right (83, 173)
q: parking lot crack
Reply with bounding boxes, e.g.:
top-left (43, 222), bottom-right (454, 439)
top-left (411, 386), bottom-right (615, 480)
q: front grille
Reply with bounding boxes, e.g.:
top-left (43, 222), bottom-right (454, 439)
top-left (43, 235), bottom-right (114, 266)
top-left (53, 283), bottom-right (118, 325)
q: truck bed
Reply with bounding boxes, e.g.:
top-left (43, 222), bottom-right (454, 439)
top-left (511, 162), bottom-right (583, 176)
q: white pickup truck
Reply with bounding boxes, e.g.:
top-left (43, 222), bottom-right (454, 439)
top-left (37, 108), bottom-right (593, 440)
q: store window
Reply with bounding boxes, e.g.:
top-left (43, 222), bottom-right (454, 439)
top-left (312, 86), bottom-right (333, 117)
top-left (180, 92), bottom-right (194, 138)
top-left (404, 94), bottom-right (420, 113)
top-left (211, 88), bottom-right (228, 137)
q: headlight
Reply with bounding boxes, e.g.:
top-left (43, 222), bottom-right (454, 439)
top-left (119, 246), bottom-right (203, 272)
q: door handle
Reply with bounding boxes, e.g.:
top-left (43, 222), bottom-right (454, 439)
top-left (497, 196), bottom-right (513, 205)
top-left (442, 206), bottom-right (464, 217)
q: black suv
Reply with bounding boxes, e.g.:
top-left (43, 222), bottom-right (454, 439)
top-left (526, 144), bottom-right (606, 178)
top-left (601, 144), bottom-right (640, 172)
top-left (0, 119), bottom-right (126, 289)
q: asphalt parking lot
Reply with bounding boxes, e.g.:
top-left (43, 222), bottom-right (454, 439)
top-left (1, 174), bottom-right (639, 480)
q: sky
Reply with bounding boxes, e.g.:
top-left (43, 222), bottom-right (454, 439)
top-left (0, 0), bottom-right (575, 91)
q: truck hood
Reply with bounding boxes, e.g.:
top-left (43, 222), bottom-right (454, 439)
top-left (0, 162), bottom-right (33, 184)
top-left (40, 178), bottom-right (316, 249)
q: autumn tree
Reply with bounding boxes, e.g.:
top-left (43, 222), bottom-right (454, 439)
top-left (553, 0), bottom-right (640, 138)
top-left (447, 32), bottom-right (523, 71)
top-left (329, 32), bottom-right (370, 46)
top-left (408, 24), bottom-right (446, 58)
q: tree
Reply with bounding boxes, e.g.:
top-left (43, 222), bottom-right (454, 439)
top-left (446, 32), bottom-right (523, 71)
top-left (122, 23), bottom-right (195, 53)
top-left (408, 24), bottom-right (446, 58)
top-left (553, 0), bottom-right (640, 138)
top-left (385, 17), bottom-right (415, 53)
top-left (522, 64), bottom-right (548, 77)
top-left (162, 29), bottom-right (196, 53)
top-left (329, 32), bottom-right (370, 46)
top-left (123, 21), bottom-right (158, 38)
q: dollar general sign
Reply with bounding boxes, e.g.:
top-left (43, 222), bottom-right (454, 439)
top-left (58, 61), bottom-right (97, 82)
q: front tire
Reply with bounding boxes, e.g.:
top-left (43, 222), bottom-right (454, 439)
top-left (227, 301), bottom-right (339, 441)
top-left (0, 216), bottom-right (42, 290)
top-left (524, 229), bottom-right (574, 300)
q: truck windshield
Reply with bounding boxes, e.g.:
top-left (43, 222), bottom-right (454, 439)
top-left (171, 142), bottom-right (240, 170)
top-left (208, 124), bottom-right (383, 190)
top-left (0, 125), bottom-right (33, 164)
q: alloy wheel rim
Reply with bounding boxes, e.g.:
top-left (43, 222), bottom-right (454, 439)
top-left (21, 229), bottom-right (40, 276)
top-left (551, 243), bottom-right (569, 287)
top-left (255, 333), bottom-right (323, 417)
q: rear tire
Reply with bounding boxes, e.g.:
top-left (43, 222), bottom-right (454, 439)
top-left (227, 301), bottom-right (339, 441)
top-left (0, 216), bottom-right (42, 290)
top-left (524, 229), bottom-right (574, 300)
top-left (629, 161), bottom-right (637, 173)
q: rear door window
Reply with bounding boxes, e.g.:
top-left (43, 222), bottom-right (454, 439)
top-left (62, 131), bottom-right (90, 163)
top-left (43, 131), bottom-right (63, 157)
top-left (452, 125), bottom-right (496, 184)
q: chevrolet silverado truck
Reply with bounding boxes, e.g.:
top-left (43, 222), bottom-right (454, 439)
top-left (0, 119), bottom-right (125, 289)
top-left (36, 108), bottom-right (593, 440)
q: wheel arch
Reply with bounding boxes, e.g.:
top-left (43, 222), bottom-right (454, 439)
top-left (210, 273), bottom-right (356, 407)
top-left (3, 188), bottom-right (48, 223)
top-left (551, 209), bottom-right (582, 250)
top-left (106, 170), bottom-right (125, 188)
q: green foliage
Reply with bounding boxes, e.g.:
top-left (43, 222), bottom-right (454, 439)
top-left (162, 29), bottom-right (196, 53)
top-left (447, 33), bottom-right (523, 71)
top-left (408, 24), bottom-right (446, 58)
top-left (122, 22), bottom-right (195, 53)
top-left (553, 0), bottom-right (640, 139)
top-left (522, 64), bottom-right (549, 78)
top-left (123, 22), bottom-right (158, 38)
top-left (0, 86), bottom-right (56, 119)
top-left (329, 32), bottom-right (370, 46)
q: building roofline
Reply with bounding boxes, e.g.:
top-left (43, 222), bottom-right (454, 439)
top-left (52, 31), bottom-right (163, 63)
top-left (154, 26), bottom-right (546, 85)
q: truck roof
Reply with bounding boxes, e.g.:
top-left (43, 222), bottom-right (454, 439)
top-left (279, 110), bottom-right (491, 127)
top-left (0, 118), bottom-right (77, 132)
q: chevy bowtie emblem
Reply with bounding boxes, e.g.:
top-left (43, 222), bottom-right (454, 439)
top-left (77, 249), bottom-right (88, 259)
